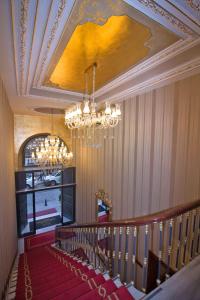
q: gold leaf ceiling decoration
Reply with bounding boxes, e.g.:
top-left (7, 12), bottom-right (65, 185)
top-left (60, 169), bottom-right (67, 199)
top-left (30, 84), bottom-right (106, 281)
top-left (44, 0), bottom-right (179, 94)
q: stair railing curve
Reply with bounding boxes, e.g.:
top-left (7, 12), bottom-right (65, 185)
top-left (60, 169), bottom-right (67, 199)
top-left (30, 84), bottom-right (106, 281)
top-left (56, 199), bottom-right (200, 294)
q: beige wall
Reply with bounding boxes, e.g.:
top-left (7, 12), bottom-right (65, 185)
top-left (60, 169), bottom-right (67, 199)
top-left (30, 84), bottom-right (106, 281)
top-left (0, 78), bottom-right (17, 296)
top-left (14, 114), bottom-right (72, 169)
top-left (73, 73), bottom-right (200, 223)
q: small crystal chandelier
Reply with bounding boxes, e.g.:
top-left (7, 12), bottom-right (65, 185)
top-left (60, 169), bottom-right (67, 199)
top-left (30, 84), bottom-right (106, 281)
top-left (32, 110), bottom-right (73, 168)
top-left (64, 63), bottom-right (121, 131)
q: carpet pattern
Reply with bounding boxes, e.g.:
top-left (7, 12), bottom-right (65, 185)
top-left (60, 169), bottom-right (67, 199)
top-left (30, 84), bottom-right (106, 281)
top-left (15, 245), bottom-right (135, 299)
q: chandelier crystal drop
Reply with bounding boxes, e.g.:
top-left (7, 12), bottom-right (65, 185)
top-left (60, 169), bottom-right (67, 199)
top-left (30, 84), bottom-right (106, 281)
top-left (31, 136), bottom-right (73, 168)
top-left (32, 110), bottom-right (73, 168)
top-left (64, 63), bottom-right (121, 131)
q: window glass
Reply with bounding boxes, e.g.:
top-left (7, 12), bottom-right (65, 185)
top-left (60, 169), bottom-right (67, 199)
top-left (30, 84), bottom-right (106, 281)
top-left (62, 167), bottom-right (76, 184)
top-left (26, 173), bottom-right (33, 189)
top-left (62, 186), bottom-right (75, 223)
top-left (15, 172), bottom-right (33, 191)
top-left (17, 193), bottom-right (35, 236)
top-left (33, 170), bottom-right (62, 188)
top-left (35, 189), bottom-right (62, 230)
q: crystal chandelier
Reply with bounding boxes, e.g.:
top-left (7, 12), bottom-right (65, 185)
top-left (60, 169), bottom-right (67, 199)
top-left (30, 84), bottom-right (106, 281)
top-left (32, 110), bottom-right (73, 168)
top-left (64, 63), bottom-right (121, 130)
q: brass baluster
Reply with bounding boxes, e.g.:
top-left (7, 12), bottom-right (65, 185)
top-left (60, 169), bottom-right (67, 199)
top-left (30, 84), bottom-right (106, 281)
top-left (166, 218), bottom-right (173, 279)
top-left (85, 228), bottom-right (88, 259)
top-left (132, 226), bottom-right (137, 285)
top-left (91, 227), bottom-right (95, 267)
top-left (112, 227), bottom-right (116, 275)
top-left (124, 226), bottom-right (130, 282)
top-left (87, 228), bottom-right (90, 261)
top-left (183, 212), bottom-right (191, 264)
top-left (156, 222), bottom-right (163, 286)
top-left (107, 226), bottom-right (113, 276)
top-left (142, 225), bottom-right (149, 293)
top-left (176, 215), bottom-right (183, 270)
top-left (118, 227), bottom-right (123, 275)
top-left (95, 227), bottom-right (98, 268)
top-left (190, 211), bottom-right (196, 260)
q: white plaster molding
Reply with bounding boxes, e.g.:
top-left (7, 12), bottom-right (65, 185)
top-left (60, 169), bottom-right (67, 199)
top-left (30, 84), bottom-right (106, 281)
top-left (33, 0), bottom-right (75, 88)
top-left (11, 0), bottom-right (20, 96)
top-left (11, 0), bottom-right (30, 96)
top-left (186, 0), bottom-right (200, 12)
top-left (25, 93), bottom-right (77, 104)
top-left (36, 85), bottom-right (83, 98)
top-left (101, 56), bottom-right (200, 103)
top-left (25, 0), bottom-right (52, 95)
top-left (156, 0), bottom-right (200, 35)
top-left (94, 38), bottom-right (200, 98)
top-left (123, 0), bottom-right (197, 38)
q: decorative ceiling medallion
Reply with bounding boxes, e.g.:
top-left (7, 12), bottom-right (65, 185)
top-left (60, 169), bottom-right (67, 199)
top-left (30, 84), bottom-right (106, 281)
top-left (136, 0), bottom-right (195, 36)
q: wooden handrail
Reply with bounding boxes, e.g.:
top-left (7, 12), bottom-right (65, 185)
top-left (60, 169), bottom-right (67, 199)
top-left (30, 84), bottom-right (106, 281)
top-left (59, 199), bottom-right (200, 230)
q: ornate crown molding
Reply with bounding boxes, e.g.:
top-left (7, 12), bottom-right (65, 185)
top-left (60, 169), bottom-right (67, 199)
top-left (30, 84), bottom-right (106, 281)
top-left (136, 0), bottom-right (195, 37)
top-left (34, 0), bottom-right (67, 87)
top-left (19, 0), bottom-right (29, 95)
top-left (186, 0), bottom-right (200, 12)
top-left (94, 38), bottom-right (200, 98)
top-left (102, 56), bottom-right (200, 103)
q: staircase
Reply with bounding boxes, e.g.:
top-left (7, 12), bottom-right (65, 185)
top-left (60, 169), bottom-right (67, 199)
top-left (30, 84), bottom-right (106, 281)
top-left (14, 244), bottom-right (138, 300)
top-left (5, 199), bottom-right (200, 300)
top-left (56, 199), bottom-right (200, 294)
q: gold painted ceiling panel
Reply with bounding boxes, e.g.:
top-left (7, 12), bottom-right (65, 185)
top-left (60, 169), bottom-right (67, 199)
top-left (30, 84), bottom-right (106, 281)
top-left (44, 0), bottom-right (179, 93)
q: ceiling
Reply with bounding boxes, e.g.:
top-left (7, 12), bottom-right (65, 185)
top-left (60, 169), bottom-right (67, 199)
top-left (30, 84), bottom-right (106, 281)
top-left (0, 0), bottom-right (200, 115)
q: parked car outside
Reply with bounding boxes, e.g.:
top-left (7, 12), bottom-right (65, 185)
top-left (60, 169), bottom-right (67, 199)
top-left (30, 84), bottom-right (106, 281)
top-left (26, 176), bottom-right (43, 189)
top-left (44, 171), bottom-right (62, 186)
top-left (26, 171), bottom-right (62, 188)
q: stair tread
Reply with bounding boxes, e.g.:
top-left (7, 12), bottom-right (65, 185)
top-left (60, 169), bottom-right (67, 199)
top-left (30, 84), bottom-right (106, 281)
top-left (15, 245), bottom-right (135, 300)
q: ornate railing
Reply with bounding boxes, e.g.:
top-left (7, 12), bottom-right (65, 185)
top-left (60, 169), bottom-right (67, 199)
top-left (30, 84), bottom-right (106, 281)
top-left (56, 199), bottom-right (200, 293)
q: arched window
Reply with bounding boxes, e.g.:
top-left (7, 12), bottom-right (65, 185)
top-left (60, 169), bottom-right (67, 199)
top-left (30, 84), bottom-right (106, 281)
top-left (23, 134), bottom-right (68, 167)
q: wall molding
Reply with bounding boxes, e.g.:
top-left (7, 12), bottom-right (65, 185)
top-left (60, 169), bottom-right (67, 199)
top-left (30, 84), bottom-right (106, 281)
top-left (102, 56), bottom-right (200, 103)
top-left (33, 0), bottom-right (67, 87)
top-left (94, 38), bottom-right (200, 98)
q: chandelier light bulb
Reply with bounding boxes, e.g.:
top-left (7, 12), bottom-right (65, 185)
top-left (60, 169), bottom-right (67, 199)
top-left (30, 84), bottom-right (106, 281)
top-left (115, 104), bottom-right (121, 116)
top-left (76, 104), bottom-right (82, 115)
top-left (105, 102), bottom-right (111, 115)
top-left (83, 100), bottom-right (90, 114)
top-left (111, 108), bottom-right (117, 117)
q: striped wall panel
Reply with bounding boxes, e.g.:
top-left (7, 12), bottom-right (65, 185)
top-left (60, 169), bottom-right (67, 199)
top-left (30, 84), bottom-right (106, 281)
top-left (73, 73), bottom-right (200, 223)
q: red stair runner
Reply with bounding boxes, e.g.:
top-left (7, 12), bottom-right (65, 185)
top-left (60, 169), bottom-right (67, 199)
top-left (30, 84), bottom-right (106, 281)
top-left (15, 244), bottom-right (135, 299)
top-left (24, 231), bottom-right (55, 251)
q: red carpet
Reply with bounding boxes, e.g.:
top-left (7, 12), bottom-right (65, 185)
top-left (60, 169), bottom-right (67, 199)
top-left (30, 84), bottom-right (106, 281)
top-left (27, 208), bottom-right (57, 218)
top-left (24, 231), bottom-right (55, 251)
top-left (15, 245), bottom-right (135, 299)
